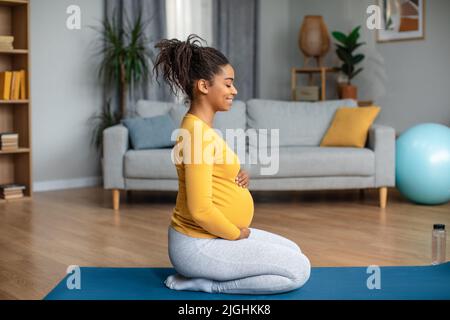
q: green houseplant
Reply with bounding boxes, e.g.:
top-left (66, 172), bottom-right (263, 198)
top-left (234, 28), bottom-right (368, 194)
top-left (89, 10), bottom-right (154, 156)
top-left (332, 26), bottom-right (365, 99)
top-left (95, 10), bottom-right (153, 118)
top-left (89, 99), bottom-right (121, 157)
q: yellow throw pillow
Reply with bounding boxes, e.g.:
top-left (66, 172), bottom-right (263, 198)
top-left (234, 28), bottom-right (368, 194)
top-left (320, 106), bottom-right (381, 148)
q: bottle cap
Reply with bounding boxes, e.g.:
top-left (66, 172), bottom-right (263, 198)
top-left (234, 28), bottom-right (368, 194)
top-left (433, 224), bottom-right (445, 230)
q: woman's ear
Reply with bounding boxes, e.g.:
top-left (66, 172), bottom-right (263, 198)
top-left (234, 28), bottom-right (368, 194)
top-left (196, 79), bottom-right (209, 95)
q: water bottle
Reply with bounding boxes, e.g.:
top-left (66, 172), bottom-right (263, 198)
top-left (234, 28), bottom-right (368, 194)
top-left (432, 224), bottom-right (446, 265)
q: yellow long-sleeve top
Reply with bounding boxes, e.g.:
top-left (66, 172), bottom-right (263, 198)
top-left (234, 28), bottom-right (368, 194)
top-left (170, 113), bottom-right (254, 240)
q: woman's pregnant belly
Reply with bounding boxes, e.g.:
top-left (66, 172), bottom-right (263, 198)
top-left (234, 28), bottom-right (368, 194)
top-left (212, 178), bottom-right (254, 228)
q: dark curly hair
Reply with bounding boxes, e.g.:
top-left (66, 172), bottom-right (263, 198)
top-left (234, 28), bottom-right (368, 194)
top-left (153, 34), bottom-right (229, 103)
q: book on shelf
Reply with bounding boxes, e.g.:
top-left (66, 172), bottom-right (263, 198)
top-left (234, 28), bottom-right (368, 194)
top-left (0, 70), bottom-right (27, 100)
top-left (0, 36), bottom-right (14, 43)
top-left (0, 132), bottom-right (19, 150)
top-left (0, 183), bottom-right (25, 199)
top-left (0, 184), bottom-right (26, 191)
top-left (0, 132), bottom-right (19, 137)
top-left (0, 146), bottom-right (19, 151)
top-left (0, 132), bottom-right (19, 140)
top-left (0, 71), bottom-right (12, 100)
top-left (11, 71), bottom-right (20, 100)
top-left (0, 35), bottom-right (14, 50)
top-left (2, 194), bottom-right (24, 200)
top-left (0, 192), bottom-right (24, 199)
top-left (19, 70), bottom-right (26, 99)
top-left (0, 44), bottom-right (14, 50)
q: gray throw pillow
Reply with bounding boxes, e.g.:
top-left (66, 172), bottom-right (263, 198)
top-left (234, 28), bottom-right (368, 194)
top-left (121, 114), bottom-right (177, 149)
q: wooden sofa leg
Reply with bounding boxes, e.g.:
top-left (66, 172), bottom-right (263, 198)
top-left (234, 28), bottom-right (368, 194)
top-left (112, 189), bottom-right (120, 210)
top-left (379, 187), bottom-right (387, 209)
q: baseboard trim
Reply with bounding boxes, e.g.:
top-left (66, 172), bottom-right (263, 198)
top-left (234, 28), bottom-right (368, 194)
top-left (33, 176), bottom-right (102, 192)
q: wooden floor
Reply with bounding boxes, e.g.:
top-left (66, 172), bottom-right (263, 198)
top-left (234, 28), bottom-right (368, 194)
top-left (0, 187), bottom-right (449, 299)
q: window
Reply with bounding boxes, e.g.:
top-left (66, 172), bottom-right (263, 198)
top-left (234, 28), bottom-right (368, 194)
top-left (166, 0), bottom-right (213, 45)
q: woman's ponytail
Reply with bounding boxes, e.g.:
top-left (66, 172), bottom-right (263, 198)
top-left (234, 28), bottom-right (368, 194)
top-left (153, 34), bottom-right (229, 102)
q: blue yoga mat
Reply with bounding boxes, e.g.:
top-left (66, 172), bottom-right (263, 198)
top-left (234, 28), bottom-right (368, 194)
top-left (44, 262), bottom-right (450, 300)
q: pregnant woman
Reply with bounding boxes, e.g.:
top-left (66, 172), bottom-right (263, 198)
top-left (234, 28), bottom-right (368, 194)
top-left (154, 34), bottom-right (311, 294)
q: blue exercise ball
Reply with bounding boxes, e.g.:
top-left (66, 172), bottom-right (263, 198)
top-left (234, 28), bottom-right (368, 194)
top-left (396, 123), bottom-right (450, 205)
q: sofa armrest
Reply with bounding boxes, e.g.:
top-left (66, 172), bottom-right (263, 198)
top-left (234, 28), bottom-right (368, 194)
top-left (368, 124), bottom-right (396, 187)
top-left (103, 124), bottom-right (129, 189)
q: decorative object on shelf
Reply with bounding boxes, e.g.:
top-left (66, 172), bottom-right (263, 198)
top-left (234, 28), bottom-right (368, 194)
top-left (295, 86), bottom-right (320, 101)
top-left (396, 123), bottom-right (450, 205)
top-left (298, 15), bottom-right (330, 67)
top-left (290, 67), bottom-right (339, 101)
top-left (377, 0), bottom-right (425, 42)
top-left (332, 26), bottom-right (365, 100)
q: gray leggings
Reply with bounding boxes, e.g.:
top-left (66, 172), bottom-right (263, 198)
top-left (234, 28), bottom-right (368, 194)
top-left (168, 226), bottom-right (311, 295)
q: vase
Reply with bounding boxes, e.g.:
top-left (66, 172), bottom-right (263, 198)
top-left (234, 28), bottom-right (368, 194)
top-left (298, 15), bottom-right (330, 67)
top-left (339, 84), bottom-right (358, 100)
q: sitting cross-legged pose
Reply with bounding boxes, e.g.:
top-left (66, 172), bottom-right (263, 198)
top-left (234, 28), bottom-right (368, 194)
top-left (153, 34), bottom-right (311, 294)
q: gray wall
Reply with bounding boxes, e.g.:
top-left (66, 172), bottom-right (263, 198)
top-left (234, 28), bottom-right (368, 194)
top-left (258, 0), bottom-right (450, 133)
top-left (30, 0), bottom-right (104, 191)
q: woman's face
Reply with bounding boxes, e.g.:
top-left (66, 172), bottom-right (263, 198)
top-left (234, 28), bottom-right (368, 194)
top-left (206, 64), bottom-right (238, 112)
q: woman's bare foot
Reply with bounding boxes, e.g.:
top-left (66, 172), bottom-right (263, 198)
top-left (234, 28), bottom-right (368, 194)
top-left (164, 273), bottom-right (214, 293)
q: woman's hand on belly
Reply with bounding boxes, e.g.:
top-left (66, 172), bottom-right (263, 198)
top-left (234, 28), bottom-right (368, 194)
top-left (235, 169), bottom-right (250, 188)
top-left (235, 227), bottom-right (251, 240)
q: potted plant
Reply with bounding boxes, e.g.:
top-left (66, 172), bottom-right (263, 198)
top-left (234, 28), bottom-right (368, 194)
top-left (332, 26), bottom-right (365, 99)
top-left (89, 10), bottom-right (155, 157)
top-left (88, 99), bottom-right (121, 159)
top-left (93, 9), bottom-right (154, 120)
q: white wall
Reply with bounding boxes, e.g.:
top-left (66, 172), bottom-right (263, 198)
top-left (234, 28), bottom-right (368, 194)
top-left (258, 0), bottom-right (450, 133)
top-left (30, 0), bottom-right (104, 191)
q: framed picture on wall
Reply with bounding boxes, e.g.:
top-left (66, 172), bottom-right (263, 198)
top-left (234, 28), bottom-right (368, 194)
top-left (377, 0), bottom-right (425, 42)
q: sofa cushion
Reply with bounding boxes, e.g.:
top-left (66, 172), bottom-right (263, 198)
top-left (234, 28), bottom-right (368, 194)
top-left (247, 146), bottom-right (375, 178)
top-left (246, 99), bottom-right (358, 147)
top-left (124, 149), bottom-right (177, 179)
top-left (121, 114), bottom-right (177, 149)
top-left (321, 106), bottom-right (380, 148)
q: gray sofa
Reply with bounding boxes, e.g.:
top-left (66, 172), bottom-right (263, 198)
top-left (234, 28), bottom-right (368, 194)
top-left (103, 99), bottom-right (395, 210)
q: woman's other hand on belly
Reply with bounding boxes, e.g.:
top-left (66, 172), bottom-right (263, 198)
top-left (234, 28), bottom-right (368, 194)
top-left (235, 169), bottom-right (250, 188)
top-left (235, 227), bottom-right (251, 240)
